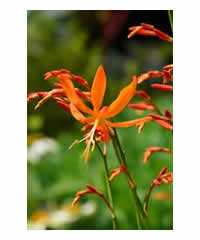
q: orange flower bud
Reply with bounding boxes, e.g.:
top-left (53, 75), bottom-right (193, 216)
top-left (71, 184), bottom-right (107, 208)
top-left (128, 23), bottom-right (173, 42)
top-left (140, 23), bottom-right (154, 30)
top-left (109, 164), bottom-right (127, 181)
top-left (34, 89), bottom-right (65, 110)
top-left (27, 92), bottom-right (47, 102)
top-left (71, 196), bottom-right (81, 207)
top-left (164, 109), bottom-right (172, 119)
top-left (86, 184), bottom-right (98, 193)
top-left (73, 75), bottom-right (90, 90)
top-left (148, 71), bottom-right (163, 78)
top-left (149, 113), bottom-right (170, 121)
top-left (127, 26), bottom-right (143, 39)
top-left (129, 103), bottom-right (155, 111)
top-left (155, 119), bottom-right (173, 131)
top-left (153, 28), bottom-right (173, 42)
top-left (138, 73), bottom-right (150, 84)
top-left (152, 167), bottom-right (173, 187)
top-left (163, 64), bottom-right (173, 70)
top-left (138, 71), bottom-right (163, 84)
top-left (44, 69), bottom-right (71, 80)
top-left (109, 169), bottom-right (121, 181)
top-left (54, 83), bottom-right (63, 88)
top-left (136, 90), bottom-right (151, 100)
top-left (143, 147), bottom-right (172, 163)
top-left (128, 26), bottom-right (137, 31)
top-left (162, 70), bottom-right (173, 83)
top-left (143, 150), bottom-right (151, 164)
top-left (137, 29), bottom-right (156, 36)
top-left (55, 100), bottom-right (70, 113)
top-left (75, 89), bottom-right (91, 102)
top-left (76, 189), bottom-right (91, 197)
top-left (153, 179), bottom-right (161, 186)
top-left (44, 69), bottom-right (90, 89)
top-left (151, 84), bottom-right (173, 92)
top-left (159, 167), bottom-right (167, 175)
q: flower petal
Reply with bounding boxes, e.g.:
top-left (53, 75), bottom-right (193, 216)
top-left (70, 103), bottom-right (94, 124)
top-left (91, 65), bottom-right (107, 111)
top-left (105, 116), bottom-right (152, 128)
top-left (102, 76), bottom-right (137, 119)
top-left (58, 74), bottom-right (93, 114)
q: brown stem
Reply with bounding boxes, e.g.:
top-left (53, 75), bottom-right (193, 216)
top-left (144, 183), bottom-right (155, 216)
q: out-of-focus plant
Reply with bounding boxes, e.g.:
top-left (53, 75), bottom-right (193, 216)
top-left (27, 12), bottom-right (173, 230)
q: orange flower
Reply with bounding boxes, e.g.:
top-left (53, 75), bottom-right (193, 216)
top-left (72, 184), bottom-right (104, 207)
top-left (27, 68), bottom-right (91, 113)
top-left (128, 23), bottom-right (173, 43)
top-left (152, 167), bottom-right (173, 186)
top-left (56, 65), bottom-right (152, 162)
top-left (138, 64), bottom-right (173, 84)
top-left (143, 147), bottom-right (172, 164)
top-left (108, 164), bottom-right (127, 181)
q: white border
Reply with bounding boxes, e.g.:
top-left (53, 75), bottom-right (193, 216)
top-left (1, 0), bottom-right (200, 239)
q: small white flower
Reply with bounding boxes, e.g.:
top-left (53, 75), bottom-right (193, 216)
top-left (80, 201), bottom-right (96, 216)
top-left (27, 137), bottom-right (59, 164)
top-left (47, 210), bottom-right (78, 228)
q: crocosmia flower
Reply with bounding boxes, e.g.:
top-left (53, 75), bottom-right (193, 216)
top-left (57, 66), bottom-right (152, 162)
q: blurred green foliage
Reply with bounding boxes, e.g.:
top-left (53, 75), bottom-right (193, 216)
top-left (27, 10), bottom-right (173, 230)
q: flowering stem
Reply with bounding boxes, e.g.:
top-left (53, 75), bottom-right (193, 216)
top-left (111, 128), bottom-right (148, 229)
top-left (168, 10), bottom-right (173, 33)
top-left (96, 141), bottom-right (118, 230)
top-left (144, 184), bottom-right (154, 216)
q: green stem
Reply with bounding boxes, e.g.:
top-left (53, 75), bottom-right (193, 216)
top-left (111, 128), bottom-right (148, 229)
top-left (96, 142), bottom-right (118, 230)
top-left (168, 10), bottom-right (173, 33)
top-left (144, 184), bottom-right (154, 216)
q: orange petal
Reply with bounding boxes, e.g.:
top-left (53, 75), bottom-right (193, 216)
top-left (70, 103), bottom-right (94, 124)
top-left (105, 116), bottom-right (152, 128)
top-left (102, 76), bottom-right (137, 119)
top-left (128, 26), bottom-right (143, 39)
top-left (91, 66), bottom-right (107, 111)
top-left (58, 74), bottom-right (93, 115)
top-left (151, 84), bottom-right (173, 92)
